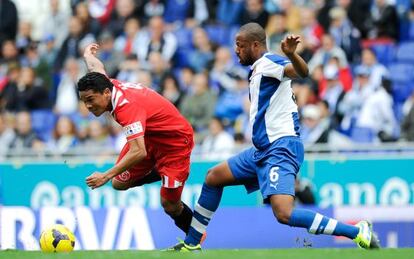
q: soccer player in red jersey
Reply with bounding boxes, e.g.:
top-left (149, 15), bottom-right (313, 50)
top-left (77, 43), bottom-right (194, 235)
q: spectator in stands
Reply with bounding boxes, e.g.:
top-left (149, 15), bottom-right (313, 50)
top-left (160, 73), bottom-right (183, 107)
top-left (54, 58), bottom-right (83, 115)
top-left (38, 34), bottom-right (59, 69)
top-left (320, 63), bottom-right (345, 127)
top-left (107, 0), bottom-right (139, 38)
top-left (328, 6), bottom-right (361, 63)
top-left (0, 0), bottom-right (18, 46)
top-left (360, 48), bottom-right (388, 90)
top-left (0, 40), bottom-right (19, 74)
top-left (54, 16), bottom-right (94, 72)
top-left (295, 178), bottom-right (315, 205)
top-left (357, 77), bottom-right (398, 142)
top-left (0, 112), bottom-right (15, 157)
top-left (366, 0), bottom-right (399, 41)
top-left (300, 104), bottom-right (328, 144)
top-left (75, 2), bottom-right (101, 37)
top-left (147, 51), bottom-right (170, 91)
top-left (48, 115), bottom-right (78, 155)
top-left (21, 42), bottom-right (53, 91)
top-left (336, 0), bottom-right (371, 39)
top-left (2, 67), bottom-right (50, 112)
top-left (401, 92), bottom-right (414, 141)
top-left (82, 119), bottom-right (113, 148)
top-left (96, 31), bottom-right (124, 78)
top-left (338, 65), bottom-right (374, 133)
top-left (114, 17), bottom-right (142, 57)
top-left (136, 16), bottom-right (177, 64)
top-left (15, 21), bottom-right (34, 54)
top-left (299, 7), bottom-right (324, 51)
top-left (177, 66), bottom-right (195, 93)
top-left (240, 0), bottom-right (269, 28)
top-left (137, 0), bottom-right (165, 24)
top-left (233, 95), bottom-right (251, 142)
top-left (108, 119), bottom-right (126, 153)
top-left (210, 46), bottom-right (247, 93)
top-left (116, 53), bottom-right (140, 82)
top-left (278, 0), bottom-right (302, 33)
top-left (265, 11), bottom-right (289, 53)
top-left (216, 0), bottom-right (244, 26)
top-left (291, 79), bottom-right (317, 109)
top-left (214, 74), bottom-right (248, 125)
top-left (180, 72), bottom-right (216, 142)
top-left (41, 0), bottom-right (69, 49)
top-left (200, 117), bottom-right (235, 160)
top-left (188, 27), bottom-right (215, 73)
top-left (308, 34), bottom-right (348, 73)
top-left (9, 111), bottom-right (45, 151)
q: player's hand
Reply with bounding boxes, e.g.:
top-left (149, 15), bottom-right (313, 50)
top-left (281, 35), bottom-right (301, 56)
top-left (84, 43), bottom-right (99, 57)
top-left (86, 171), bottom-right (110, 189)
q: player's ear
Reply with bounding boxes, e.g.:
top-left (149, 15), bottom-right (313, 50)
top-left (103, 87), bottom-right (112, 97)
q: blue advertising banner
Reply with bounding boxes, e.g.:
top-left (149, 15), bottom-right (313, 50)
top-left (0, 161), bottom-right (260, 208)
top-left (1, 155), bottom-right (414, 208)
top-left (1, 206), bottom-right (413, 250)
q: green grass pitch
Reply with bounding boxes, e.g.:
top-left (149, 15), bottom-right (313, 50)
top-left (0, 249), bottom-right (413, 259)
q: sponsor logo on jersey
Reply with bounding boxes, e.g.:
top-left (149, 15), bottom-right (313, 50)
top-left (123, 122), bottom-right (143, 137)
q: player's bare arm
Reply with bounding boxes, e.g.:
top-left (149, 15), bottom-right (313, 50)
top-left (281, 35), bottom-right (309, 78)
top-left (86, 136), bottom-right (147, 189)
top-left (83, 43), bottom-right (107, 75)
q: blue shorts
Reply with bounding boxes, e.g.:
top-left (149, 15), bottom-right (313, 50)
top-left (228, 136), bottom-right (304, 201)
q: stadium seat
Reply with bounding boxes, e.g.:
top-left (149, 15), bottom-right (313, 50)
top-left (350, 127), bottom-right (376, 143)
top-left (204, 25), bottom-right (231, 46)
top-left (173, 48), bottom-right (191, 68)
top-left (388, 62), bottom-right (414, 83)
top-left (395, 41), bottom-right (414, 62)
top-left (174, 27), bottom-right (194, 49)
top-left (370, 43), bottom-right (396, 65)
top-left (163, 0), bottom-right (191, 24)
top-left (30, 109), bottom-right (56, 142)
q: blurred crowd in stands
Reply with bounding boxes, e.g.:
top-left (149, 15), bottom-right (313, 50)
top-left (1, 0), bottom-right (414, 159)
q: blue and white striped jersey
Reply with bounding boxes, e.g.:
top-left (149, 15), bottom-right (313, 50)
top-left (248, 53), bottom-right (300, 150)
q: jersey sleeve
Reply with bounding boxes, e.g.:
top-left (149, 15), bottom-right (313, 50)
top-left (261, 55), bottom-right (291, 81)
top-left (115, 104), bottom-right (147, 141)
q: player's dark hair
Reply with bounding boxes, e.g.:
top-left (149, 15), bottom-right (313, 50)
top-left (239, 23), bottom-right (267, 46)
top-left (77, 72), bottom-right (113, 93)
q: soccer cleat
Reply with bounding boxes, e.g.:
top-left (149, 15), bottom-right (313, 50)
top-left (353, 220), bottom-right (381, 249)
top-left (165, 240), bottom-right (202, 252)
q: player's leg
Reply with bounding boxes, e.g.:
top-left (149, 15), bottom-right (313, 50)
top-left (160, 185), bottom-right (194, 234)
top-left (182, 161), bottom-right (238, 247)
top-left (263, 138), bottom-right (379, 249)
top-left (179, 147), bottom-right (258, 249)
top-left (111, 142), bottom-right (159, 190)
top-left (269, 194), bottom-right (379, 248)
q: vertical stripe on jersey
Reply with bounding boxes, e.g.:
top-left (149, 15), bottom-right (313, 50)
top-left (252, 76), bottom-right (281, 149)
top-left (292, 112), bottom-right (301, 136)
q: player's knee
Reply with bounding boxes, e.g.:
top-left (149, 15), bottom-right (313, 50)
top-left (111, 180), bottom-right (129, 191)
top-left (205, 168), bottom-right (221, 187)
top-left (272, 206), bottom-right (292, 225)
top-left (161, 199), bottom-right (181, 217)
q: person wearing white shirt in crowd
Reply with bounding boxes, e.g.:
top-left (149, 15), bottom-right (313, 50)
top-left (357, 77), bottom-right (398, 142)
top-left (201, 117), bottom-right (235, 160)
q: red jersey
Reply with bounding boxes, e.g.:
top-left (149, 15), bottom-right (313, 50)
top-left (110, 79), bottom-right (193, 143)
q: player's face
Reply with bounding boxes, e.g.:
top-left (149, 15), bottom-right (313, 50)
top-left (79, 88), bottom-right (111, 116)
top-left (235, 33), bottom-right (255, 66)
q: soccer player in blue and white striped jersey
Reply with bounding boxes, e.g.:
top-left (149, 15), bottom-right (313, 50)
top-left (169, 23), bottom-right (379, 251)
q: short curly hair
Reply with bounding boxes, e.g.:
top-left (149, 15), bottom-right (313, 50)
top-left (77, 72), bottom-right (113, 93)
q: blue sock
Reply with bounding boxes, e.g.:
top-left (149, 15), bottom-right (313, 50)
top-left (288, 209), bottom-right (359, 239)
top-left (185, 183), bottom-right (223, 245)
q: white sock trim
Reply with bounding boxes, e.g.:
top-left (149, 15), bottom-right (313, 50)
top-left (195, 203), bottom-right (214, 218)
top-left (309, 213), bottom-right (323, 234)
top-left (190, 217), bottom-right (206, 234)
top-left (323, 219), bottom-right (338, 235)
